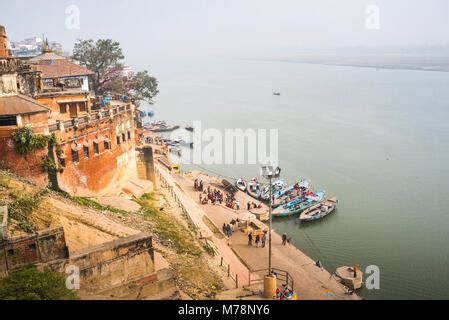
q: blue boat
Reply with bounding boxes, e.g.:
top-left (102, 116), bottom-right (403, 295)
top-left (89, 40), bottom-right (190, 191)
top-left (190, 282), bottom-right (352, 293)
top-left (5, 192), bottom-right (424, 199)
top-left (272, 191), bottom-right (325, 217)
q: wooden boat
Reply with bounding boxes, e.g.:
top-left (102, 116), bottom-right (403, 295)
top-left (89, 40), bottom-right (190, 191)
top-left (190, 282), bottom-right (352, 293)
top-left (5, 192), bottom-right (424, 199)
top-left (273, 92), bottom-right (281, 96)
top-left (272, 198), bottom-right (315, 217)
top-left (151, 125), bottom-right (180, 132)
top-left (169, 146), bottom-right (181, 154)
top-left (261, 179), bottom-right (286, 200)
top-left (272, 189), bottom-right (302, 208)
top-left (185, 125), bottom-right (194, 132)
top-left (273, 185), bottom-right (294, 199)
top-left (235, 178), bottom-right (247, 192)
top-left (247, 179), bottom-right (261, 199)
top-left (273, 179), bottom-right (310, 199)
top-left (299, 197), bottom-right (337, 222)
top-left (272, 191), bottom-right (325, 217)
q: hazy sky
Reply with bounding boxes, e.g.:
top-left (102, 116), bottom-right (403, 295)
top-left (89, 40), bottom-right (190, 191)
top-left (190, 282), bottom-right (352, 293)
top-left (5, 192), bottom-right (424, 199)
top-left (1, 0), bottom-right (448, 65)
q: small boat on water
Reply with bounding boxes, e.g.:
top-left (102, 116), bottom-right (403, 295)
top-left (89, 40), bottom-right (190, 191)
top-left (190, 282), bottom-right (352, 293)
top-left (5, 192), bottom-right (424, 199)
top-left (272, 198), bottom-right (314, 217)
top-left (185, 125), bottom-right (194, 132)
top-left (273, 179), bottom-right (310, 199)
top-left (146, 121), bottom-right (180, 132)
top-left (299, 197), bottom-right (337, 222)
top-left (235, 178), bottom-right (247, 192)
top-left (260, 179), bottom-right (286, 200)
top-left (273, 92), bottom-right (281, 96)
top-left (247, 178), bottom-right (262, 199)
top-left (169, 146), bottom-right (182, 154)
top-left (272, 191), bottom-right (325, 217)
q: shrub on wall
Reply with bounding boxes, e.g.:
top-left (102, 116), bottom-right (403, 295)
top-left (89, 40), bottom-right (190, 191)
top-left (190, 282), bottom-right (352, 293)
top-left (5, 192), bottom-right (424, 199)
top-left (11, 127), bottom-right (49, 156)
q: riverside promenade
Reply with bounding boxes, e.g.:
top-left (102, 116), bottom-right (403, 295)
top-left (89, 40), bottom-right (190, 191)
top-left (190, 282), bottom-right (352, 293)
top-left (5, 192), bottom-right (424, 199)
top-left (155, 164), bottom-right (255, 289)
top-left (157, 165), bottom-right (360, 300)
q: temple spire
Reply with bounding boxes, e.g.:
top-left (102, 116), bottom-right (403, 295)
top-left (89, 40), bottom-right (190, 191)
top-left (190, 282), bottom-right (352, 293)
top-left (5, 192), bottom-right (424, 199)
top-left (42, 37), bottom-right (53, 54)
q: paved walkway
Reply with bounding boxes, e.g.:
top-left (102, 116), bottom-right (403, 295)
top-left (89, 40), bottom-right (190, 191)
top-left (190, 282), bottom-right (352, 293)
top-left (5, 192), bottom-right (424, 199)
top-left (155, 165), bottom-right (254, 287)
top-left (172, 171), bottom-right (360, 300)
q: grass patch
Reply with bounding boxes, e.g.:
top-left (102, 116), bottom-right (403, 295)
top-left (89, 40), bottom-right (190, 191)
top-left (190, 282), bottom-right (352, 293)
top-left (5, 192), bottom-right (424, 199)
top-left (0, 171), bottom-right (11, 188)
top-left (202, 241), bottom-right (216, 256)
top-left (136, 193), bottom-right (202, 256)
top-left (202, 216), bottom-right (224, 239)
top-left (0, 266), bottom-right (78, 300)
top-left (7, 189), bottom-right (49, 233)
top-left (71, 196), bottom-right (128, 214)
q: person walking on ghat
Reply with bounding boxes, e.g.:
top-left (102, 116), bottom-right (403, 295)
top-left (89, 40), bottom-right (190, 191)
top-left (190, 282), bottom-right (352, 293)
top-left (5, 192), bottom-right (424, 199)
top-left (199, 193), bottom-right (202, 203)
top-left (248, 232), bottom-right (253, 246)
top-left (255, 234), bottom-right (261, 248)
top-left (282, 233), bottom-right (287, 246)
top-left (262, 232), bottom-right (266, 248)
top-left (247, 201), bottom-right (251, 211)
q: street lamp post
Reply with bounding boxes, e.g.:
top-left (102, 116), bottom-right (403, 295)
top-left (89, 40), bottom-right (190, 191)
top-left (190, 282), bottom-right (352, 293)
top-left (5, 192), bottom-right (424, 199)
top-left (260, 163), bottom-right (281, 275)
top-left (268, 175), bottom-right (272, 274)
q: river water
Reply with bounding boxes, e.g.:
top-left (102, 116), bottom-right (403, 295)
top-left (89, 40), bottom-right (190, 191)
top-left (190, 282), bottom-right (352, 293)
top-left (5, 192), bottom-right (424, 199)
top-left (141, 58), bottom-right (449, 299)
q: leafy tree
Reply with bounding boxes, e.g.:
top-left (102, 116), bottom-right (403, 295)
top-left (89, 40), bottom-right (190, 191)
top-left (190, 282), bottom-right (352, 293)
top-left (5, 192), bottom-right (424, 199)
top-left (129, 71), bottom-right (159, 105)
top-left (72, 39), bottom-right (158, 104)
top-left (0, 266), bottom-right (78, 300)
top-left (72, 39), bottom-right (124, 94)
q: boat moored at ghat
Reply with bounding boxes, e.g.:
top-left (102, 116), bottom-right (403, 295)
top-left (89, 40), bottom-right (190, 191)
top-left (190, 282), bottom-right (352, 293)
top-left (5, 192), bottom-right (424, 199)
top-left (272, 191), bottom-right (326, 217)
top-left (235, 178), bottom-right (247, 192)
top-left (299, 197), bottom-right (338, 222)
top-left (247, 178), bottom-right (262, 199)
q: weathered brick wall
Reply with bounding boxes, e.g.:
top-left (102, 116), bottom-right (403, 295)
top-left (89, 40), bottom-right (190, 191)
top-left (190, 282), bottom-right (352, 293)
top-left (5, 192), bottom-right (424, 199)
top-left (136, 146), bottom-right (156, 184)
top-left (46, 233), bottom-right (155, 291)
top-left (55, 111), bottom-right (138, 196)
top-left (0, 137), bottom-right (48, 186)
top-left (0, 227), bottom-right (69, 276)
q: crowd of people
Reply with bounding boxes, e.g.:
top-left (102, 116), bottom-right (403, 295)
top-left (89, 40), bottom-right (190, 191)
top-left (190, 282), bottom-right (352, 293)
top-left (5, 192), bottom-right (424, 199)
top-left (194, 178), bottom-right (204, 192)
top-left (246, 201), bottom-right (262, 211)
top-left (195, 179), bottom-right (241, 209)
top-left (247, 229), bottom-right (267, 248)
top-left (222, 219), bottom-right (240, 237)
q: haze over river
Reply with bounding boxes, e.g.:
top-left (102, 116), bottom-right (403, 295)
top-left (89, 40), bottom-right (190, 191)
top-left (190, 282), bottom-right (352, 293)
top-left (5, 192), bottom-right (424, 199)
top-left (142, 58), bottom-right (449, 299)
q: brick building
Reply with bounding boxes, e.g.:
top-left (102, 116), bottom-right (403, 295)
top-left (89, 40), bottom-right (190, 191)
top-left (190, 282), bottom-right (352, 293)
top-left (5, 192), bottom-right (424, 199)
top-left (0, 26), bottom-right (140, 195)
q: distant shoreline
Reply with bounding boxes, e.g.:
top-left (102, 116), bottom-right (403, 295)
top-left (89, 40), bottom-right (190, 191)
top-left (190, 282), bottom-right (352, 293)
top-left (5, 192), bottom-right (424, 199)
top-left (261, 59), bottom-right (449, 73)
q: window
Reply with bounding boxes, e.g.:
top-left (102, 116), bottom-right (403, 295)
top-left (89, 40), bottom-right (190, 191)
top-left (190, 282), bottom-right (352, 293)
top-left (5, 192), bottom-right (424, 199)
top-left (116, 136), bottom-right (121, 145)
top-left (7, 249), bottom-right (14, 256)
top-left (60, 104), bottom-right (67, 113)
top-left (122, 133), bottom-right (126, 142)
top-left (83, 145), bottom-right (89, 158)
top-left (28, 243), bottom-right (37, 250)
top-left (93, 142), bottom-right (99, 155)
top-left (104, 140), bottom-right (110, 150)
top-left (0, 115), bottom-right (17, 126)
top-left (127, 131), bottom-right (131, 140)
top-left (79, 102), bottom-right (86, 112)
top-left (71, 149), bottom-right (79, 163)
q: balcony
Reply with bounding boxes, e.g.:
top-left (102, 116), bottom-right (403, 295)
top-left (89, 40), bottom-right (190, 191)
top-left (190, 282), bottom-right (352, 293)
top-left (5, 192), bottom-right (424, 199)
top-left (49, 103), bottom-right (134, 133)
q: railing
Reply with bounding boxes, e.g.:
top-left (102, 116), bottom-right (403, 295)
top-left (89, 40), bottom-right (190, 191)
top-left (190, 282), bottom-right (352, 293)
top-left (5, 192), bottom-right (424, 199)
top-left (248, 267), bottom-right (295, 292)
top-left (48, 123), bottom-right (59, 132)
top-left (49, 104), bottom-right (133, 132)
top-left (155, 165), bottom-right (243, 288)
